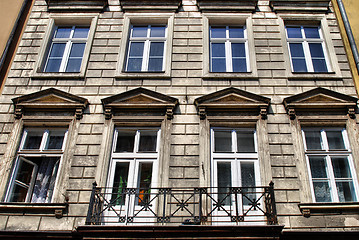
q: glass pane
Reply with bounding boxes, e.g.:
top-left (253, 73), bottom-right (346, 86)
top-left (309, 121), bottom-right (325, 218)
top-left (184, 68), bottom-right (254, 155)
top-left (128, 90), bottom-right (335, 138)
top-left (286, 27), bottom-right (302, 38)
top-left (138, 130), bottom-right (157, 152)
top-left (23, 131), bottom-right (43, 149)
top-left (111, 162), bottom-right (129, 205)
top-left (312, 59), bottom-right (328, 72)
top-left (148, 58), bottom-right (163, 72)
top-left (309, 156), bottom-right (328, 178)
top-left (15, 159), bottom-right (35, 186)
top-left (211, 27), bottom-right (226, 38)
top-left (149, 42), bottom-right (164, 56)
top-left (132, 26), bottom-right (148, 38)
top-left (231, 43), bottom-right (245, 57)
top-left (73, 27), bottom-right (89, 38)
top-left (129, 42), bottom-right (144, 57)
top-left (45, 59), bottom-right (62, 72)
top-left (214, 130), bottom-right (232, 152)
top-left (304, 27), bottom-right (320, 39)
top-left (292, 59), bottom-right (308, 72)
top-left (127, 58), bottom-right (143, 72)
top-left (150, 26), bottom-right (166, 37)
top-left (55, 27), bottom-right (72, 38)
top-left (332, 157), bottom-right (351, 178)
top-left (137, 163), bottom-right (153, 205)
top-left (289, 43), bottom-right (305, 57)
top-left (115, 130), bottom-right (136, 152)
top-left (241, 162), bottom-right (256, 205)
top-left (336, 181), bottom-right (356, 202)
top-left (211, 43), bottom-right (225, 57)
top-left (65, 59), bottom-right (82, 72)
top-left (46, 131), bottom-right (65, 150)
top-left (229, 27), bottom-right (244, 38)
top-left (31, 157), bottom-right (59, 203)
top-left (326, 131), bottom-right (345, 150)
top-left (211, 58), bottom-right (226, 72)
top-left (69, 43), bottom-right (86, 57)
top-left (232, 59), bottom-right (247, 73)
top-left (309, 43), bottom-right (325, 58)
top-left (217, 162), bottom-right (232, 206)
top-left (237, 131), bottom-right (255, 153)
top-left (49, 43), bottom-right (66, 58)
top-left (10, 184), bottom-right (29, 202)
top-left (304, 130), bottom-right (322, 150)
top-left (313, 181), bottom-right (332, 202)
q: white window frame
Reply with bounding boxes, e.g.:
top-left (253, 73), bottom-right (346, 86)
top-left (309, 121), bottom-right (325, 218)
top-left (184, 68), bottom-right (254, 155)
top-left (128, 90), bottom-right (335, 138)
top-left (302, 128), bottom-right (359, 202)
top-left (210, 26), bottom-right (249, 73)
top-left (125, 25), bottom-right (167, 72)
top-left (286, 25), bottom-right (331, 73)
top-left (5, 128), bottom-right (68, 203)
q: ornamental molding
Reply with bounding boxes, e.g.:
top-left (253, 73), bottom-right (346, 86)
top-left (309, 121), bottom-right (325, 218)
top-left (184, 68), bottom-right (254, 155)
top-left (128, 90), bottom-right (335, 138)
top-left (120, 0), bottom-right (181, 12)
top-left (270, 0), bottom-right (331, 13)
top-left (45, 0), bottom-right (108, 12)
top-left (197, 0), bottom-right (258, 12)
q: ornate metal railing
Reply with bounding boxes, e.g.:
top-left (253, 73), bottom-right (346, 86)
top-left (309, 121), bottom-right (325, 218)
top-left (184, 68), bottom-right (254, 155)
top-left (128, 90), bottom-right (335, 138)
top-left (85, 182), bottom-right (277, 225)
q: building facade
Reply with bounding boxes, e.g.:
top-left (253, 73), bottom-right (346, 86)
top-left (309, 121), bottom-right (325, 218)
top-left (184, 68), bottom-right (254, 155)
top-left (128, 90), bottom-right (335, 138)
top-left (0, 0), bottom-right (359, 239)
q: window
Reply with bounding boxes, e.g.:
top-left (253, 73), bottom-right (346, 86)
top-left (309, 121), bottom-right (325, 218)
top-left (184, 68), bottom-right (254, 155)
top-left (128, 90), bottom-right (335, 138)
top-left (126, 25), bottom-right (166, 72)
top-left (286, 26), bottom-right (330, 73)
top-left (211, 128), bottom-right (260, 205)
top-left (302, 128), bottom-right (359, 202)
top-left (107, 128), bottom-right (160, 206)
top-left (210, 26), bottom-right (248, 72)
top-left (6, 128), bottom-right (68, 203)
top-left (44, 26), bottom-right (89, 73)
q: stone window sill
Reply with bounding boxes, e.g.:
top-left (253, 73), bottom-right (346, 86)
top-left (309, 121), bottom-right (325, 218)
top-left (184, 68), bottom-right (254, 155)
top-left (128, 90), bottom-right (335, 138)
top-left (288, 72), bottom-right (343, 80)
top-left (298, 202), bottom-right (359, 217)
top-left (0, 202), bottom-right (68, 218)
top-left (115, 72), bottom-right (170, 80)
top-left (202, 72), bottom-right (258, 80)
top-left (32, 72), bottom-right (85, 80)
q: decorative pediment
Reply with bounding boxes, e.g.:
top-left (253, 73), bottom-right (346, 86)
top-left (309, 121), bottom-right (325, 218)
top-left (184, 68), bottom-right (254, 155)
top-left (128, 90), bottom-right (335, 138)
top-left (120, 0), bottom-right (182, 12)
top-left (270, 0), bottom-right (331, 13)
top-left (101, 87), bottom-right (178, 120)
top-left (283, 87), bottom-right (358, 119)
top-left (197, 0), bottom-right (258, 12)
top-left (12, 88), bottom-right (88, 119)
top-left (194, 87), bottom-right (270, 120)
top-left (45, 0), bottom-right (108, 12)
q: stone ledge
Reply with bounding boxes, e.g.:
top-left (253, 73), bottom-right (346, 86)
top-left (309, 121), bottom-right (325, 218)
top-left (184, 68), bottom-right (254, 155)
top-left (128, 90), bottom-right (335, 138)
top-left (0, 203), bottom-right (68, 218)
top-left (270, 0), bottom-right (331, 13)
top-left (197, 0), bottom-right (258, 12)
top-left (120, 0), bottom-right (181, 12)
top-left (298, 202), bottom-right (359, 217)
top-left (45, 0), bottom-right (108, 12)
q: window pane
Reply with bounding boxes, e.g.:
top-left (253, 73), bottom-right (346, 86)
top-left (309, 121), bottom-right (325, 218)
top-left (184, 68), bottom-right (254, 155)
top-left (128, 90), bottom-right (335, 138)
top-left (304, 27), bottom-right (320, 39)
top-left (211, 27), bottom-right (226, 38)
top-left (115, 130), bottom-right (136, 152)
top-left (211, 43), bottom-right (225, 57)
top-left (148, 58), bottom-right (163, 72)
top-left (150, 26), bottom-right (166, 37)
top-left (331, 157), bottom-right (351, 178)
top-left (211, 58), bottom-right (226, 72)
top-left (313, 181), bottom-right (332, 202)
top-left (241, 162), bottom-right (255, 205)
top-left (55, 27), bottom-right (72, 38)
top-left (69, 43), bottom-right (86, 57)
top-left (65, 59), bottom-right (82, 72)
top-left (214, 131), bottom-right (232, 152)
top-left (231, 43), bottom-right (245, 57)
top-left (111, 162), bottom-right (129, 205)
top-left (292, 59), bottom-right (308, 72)
top-left (229, 27), bottom-right (244, 38)
top-left (304, 130), bottom-right (322, 150)
top-left (23, 131), bottom-right (43, 149)
top-left (46, 131), bottom-right (65, 150)
top-left (132, 26), bottom-right (148, 37)
top-left (149, 42), bottom-right (164, 57)
top-left (217, 162), bottom-right (232, 206)
top-left (336, 181), bottom-right (356, 202)
top-left (138, 130), bottom-right (157, 152)
top-left (289, 43), bottom-right (305, 57)
top-left (232, 59), bottom-right (247, 72)
top-left (286, 27), bottom-right (302, 38)
top-left (237, 131), bottom-right (255, 153)
top-left (309, 156), bottom-right (328, 178)
top-left (73, 27), bottom-right (89, 38)
top-left (137, 163), bottom-right (153, 205)
top-left (309, 43), bottom-right (325, 58)
top-left (129, 42), bottom-right (144, 57)
top-left (312, 59), bottom-right (328, 72)
top-left (326, 131), bottom-right (345, 150)
top-left (127, 58), bottom-right (143, 72)
top-left (49, 43), bottom-right (66, 58)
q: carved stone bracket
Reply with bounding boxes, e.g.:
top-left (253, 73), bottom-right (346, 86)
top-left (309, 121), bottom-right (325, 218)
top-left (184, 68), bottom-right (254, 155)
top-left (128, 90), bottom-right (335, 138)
top-left (260, 106), bottom-right (267, 120)
top-left (104, 107), bottom-right (112, 120)
top-left (302, 208), bottom-right (311, 218)
top-left (348, 107), bottom-right (356, 119)
top-left (288, 107), bottom-right (296, 120)
top-left (166, 107), bottom-right (174, 120)
top-left (14, 106), bottom-right (23, 119)
top-left (199, 107), bottom-right (207, 120)
top-left (55, 209), bottom-right (63, 219)
top-left (75, 108), bottom-right (84, 120)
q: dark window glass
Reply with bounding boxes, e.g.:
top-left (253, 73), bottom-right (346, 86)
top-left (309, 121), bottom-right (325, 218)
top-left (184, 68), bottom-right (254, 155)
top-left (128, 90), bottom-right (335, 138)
top-left (214, 131), bottom-right (232, 152)
top-left (217, 162), bottom-right (232, 205)
top-left (115, 130), bottom-right (136, 152)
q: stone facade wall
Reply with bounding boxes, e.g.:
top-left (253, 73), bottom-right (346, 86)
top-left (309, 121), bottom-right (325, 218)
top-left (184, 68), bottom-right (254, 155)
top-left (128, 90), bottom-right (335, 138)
top-left (0, 0), bottom-right (359, 232)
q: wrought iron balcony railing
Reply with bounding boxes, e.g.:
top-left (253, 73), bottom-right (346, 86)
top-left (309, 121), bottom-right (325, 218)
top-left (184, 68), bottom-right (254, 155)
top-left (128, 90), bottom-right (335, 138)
top-left (85, 182), bottom-right (277, 225)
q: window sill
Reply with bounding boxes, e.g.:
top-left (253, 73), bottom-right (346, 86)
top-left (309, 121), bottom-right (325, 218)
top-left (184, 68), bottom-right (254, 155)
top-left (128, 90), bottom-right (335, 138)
top-left (115, 71), bottom-right (170, 79)
top-left (288, 72), bottom-right (343, 80)
top-left (202, 72), bottom-right (258, 80)
top-left (31, 72), bottom-right (85, 80)
top-left (0, 202), bottom-right (68, 218)
top-left (298, 202), bottom-right (359, 217)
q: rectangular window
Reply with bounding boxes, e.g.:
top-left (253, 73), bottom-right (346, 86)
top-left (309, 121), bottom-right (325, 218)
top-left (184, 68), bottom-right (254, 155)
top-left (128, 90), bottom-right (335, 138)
top-left (302, 128), bottom-right (359, 202)
top-left (210, 26), bottom-right (248, 72)
top-left (6, 129), bottom-right (67, 203)
top-left (44, 26), bottom-right (89, 73)
top-left (286, 26), bottom-right (329, 73)
top-left (125, 25), bottom-right (167, 72)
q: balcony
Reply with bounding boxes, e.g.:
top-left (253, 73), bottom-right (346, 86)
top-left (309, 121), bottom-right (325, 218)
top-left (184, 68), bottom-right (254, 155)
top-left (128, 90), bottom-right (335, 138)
top-left (85, 182), bottom-right (278, 226)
